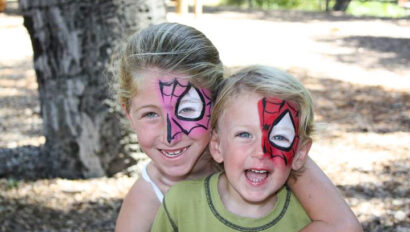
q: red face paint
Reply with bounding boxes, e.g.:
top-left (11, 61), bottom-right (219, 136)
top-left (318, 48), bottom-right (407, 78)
top-left (158, 78), bottom-right (211, 144)
top-left (258, 97), bottom-right (299, 166)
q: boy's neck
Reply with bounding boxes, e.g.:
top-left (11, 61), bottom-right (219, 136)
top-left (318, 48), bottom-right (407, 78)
top-left (218, 173), bottom-right (278, 219)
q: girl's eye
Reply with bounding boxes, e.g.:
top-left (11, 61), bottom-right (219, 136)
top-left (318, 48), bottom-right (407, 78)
top-left (176, 87), bottom-right (204, 120)
top-left (236, 132), bottom-right (251, 138)
top-left (142, 112), bottom-right (158, 119)
top-left (178, 107), bottom-right (195, 115)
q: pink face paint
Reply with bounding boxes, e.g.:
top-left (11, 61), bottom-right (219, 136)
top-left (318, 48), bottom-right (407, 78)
top-left (258, 97), bottom-right (300, 166)
top-left (158, 78), bottom-right (211, 144)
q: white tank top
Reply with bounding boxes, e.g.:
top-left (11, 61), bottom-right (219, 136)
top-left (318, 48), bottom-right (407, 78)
top-left (141, 163), bottom-right (164, 202)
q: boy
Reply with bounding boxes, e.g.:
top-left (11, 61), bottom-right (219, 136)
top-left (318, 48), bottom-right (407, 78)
top-left (151, 65), bottom-right (319, 231)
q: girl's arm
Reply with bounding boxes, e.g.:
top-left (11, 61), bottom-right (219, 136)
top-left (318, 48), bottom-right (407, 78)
top-left (288, 157), bottom-right (362, 232)
top-left (115, 178), bottom-right (161, 232)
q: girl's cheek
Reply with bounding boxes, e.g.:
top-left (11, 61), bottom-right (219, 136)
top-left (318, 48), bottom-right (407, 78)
top-left (186, 127), bottom-right (211, 140)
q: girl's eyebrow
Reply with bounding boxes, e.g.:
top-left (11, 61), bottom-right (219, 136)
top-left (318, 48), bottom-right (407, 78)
top-left (133, 104), bottom-right (158, 113)
top-left (180, 98), bottom-right (202, 103)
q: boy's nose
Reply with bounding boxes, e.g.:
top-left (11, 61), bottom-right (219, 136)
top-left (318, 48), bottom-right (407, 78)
top-left (251, 136), bottom-right (265, 159)
top-left (166, 115), bottom-right (182, 144)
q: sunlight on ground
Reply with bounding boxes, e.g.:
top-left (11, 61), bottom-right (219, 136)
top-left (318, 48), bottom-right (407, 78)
top-left (0, 15), bottom-right (32, 62)
top-left (167, 12), bottom-right (410, 91)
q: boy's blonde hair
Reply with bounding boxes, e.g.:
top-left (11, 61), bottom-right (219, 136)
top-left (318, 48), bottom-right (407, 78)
top-left (114, 22), bottom-right (223, 112)
top-left (211, 65), bottom-right (314, 148)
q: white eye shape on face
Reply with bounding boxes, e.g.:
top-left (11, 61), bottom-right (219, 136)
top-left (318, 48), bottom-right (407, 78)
top-left (269, 112), bottom-right (295, 149)
top-left (176, 87), bottom-right (204, 120)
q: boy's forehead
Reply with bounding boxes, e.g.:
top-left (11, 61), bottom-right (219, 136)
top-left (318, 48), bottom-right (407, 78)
top-left (218, 92), bottom-right (261, 121)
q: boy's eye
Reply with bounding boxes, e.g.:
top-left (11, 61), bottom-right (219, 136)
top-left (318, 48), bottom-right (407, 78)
top-left (269, 112), bottom-right (295, 149)
top-left (236, 132), bottom-right (251, 138)
top-left (272, 135), bottom-right (288, 141)
top-left (142, 112), bottom-right (158, 119)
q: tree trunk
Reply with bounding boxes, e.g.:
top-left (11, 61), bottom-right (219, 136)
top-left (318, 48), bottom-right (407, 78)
top-left (333, 0), bottom-right (351, 11)
top-left (19, 0), bottom-right (166, 178)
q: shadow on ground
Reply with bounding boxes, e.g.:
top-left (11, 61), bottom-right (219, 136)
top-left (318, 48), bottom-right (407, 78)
top-left (318, 36), bottom-right (410, 71)
top-left (0, 197), bottom-right (121, 232)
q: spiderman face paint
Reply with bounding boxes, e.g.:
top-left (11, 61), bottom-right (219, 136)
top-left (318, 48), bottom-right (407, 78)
top-left (258, 97), bottom-right (299, 166)
top-left (158, 78), bottom-right (211, 144)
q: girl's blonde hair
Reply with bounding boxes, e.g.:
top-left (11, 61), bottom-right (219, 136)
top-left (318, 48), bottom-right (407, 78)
top-left (114, 22), bottom-right (223, 111)
top-left (211, 65), bottom-right (314, 145)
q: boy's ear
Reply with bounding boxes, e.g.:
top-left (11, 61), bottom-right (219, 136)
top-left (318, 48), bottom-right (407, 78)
top-left (209, 131), bottom-right (224, 163)
top-left (292, 139), bottom-right (312, 171)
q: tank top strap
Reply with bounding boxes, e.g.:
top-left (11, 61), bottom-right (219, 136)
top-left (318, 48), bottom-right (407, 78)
top-left (141, 162), bottom-right (164, 202)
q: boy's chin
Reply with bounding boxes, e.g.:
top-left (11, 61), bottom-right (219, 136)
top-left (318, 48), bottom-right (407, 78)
top-left (239, 189), bottom-right (278, 205)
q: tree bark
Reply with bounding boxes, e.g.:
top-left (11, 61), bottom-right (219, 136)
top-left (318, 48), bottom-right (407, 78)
top-left (19, 0), bottom-right (166, 178)
top-left (333, 0), bottom-right (351, 12)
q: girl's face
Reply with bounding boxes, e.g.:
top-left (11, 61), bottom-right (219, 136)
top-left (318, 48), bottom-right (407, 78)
top-left (210, 92), bottom-right (299, 204)
top-left (126, 69), bottom-right (212, 178)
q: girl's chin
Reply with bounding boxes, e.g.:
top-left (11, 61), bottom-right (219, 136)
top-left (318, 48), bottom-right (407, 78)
top-left (160, 163), bottom-right (194, 179)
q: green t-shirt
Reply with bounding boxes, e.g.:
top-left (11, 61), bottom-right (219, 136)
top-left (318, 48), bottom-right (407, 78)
top-left (151, 173), bottom-right (311, 232)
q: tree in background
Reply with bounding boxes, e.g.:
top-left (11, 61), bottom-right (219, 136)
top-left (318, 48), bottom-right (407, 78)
top-left (332, 0), bottom-right (352, 11)
top-left (19, 0), bottom-right (166, 178)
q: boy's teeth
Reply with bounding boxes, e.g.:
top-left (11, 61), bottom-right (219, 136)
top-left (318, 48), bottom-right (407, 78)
top-left (250, 169), bottom-right (267, 174)
top-left (245, 169), bottom-right (268, 183)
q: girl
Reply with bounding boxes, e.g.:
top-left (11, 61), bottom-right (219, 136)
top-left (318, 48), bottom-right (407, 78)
top-left (114, 22), bottom-right (361, 232)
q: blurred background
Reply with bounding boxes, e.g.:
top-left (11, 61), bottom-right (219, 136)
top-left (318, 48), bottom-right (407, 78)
top-left (0, 0), bottom-right (409, 231)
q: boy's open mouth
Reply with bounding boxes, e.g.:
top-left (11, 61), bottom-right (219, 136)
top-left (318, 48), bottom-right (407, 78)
top-left (245, 169), bottom-right (269, 185)
top-left (159, 146), bottom-right (189, 158)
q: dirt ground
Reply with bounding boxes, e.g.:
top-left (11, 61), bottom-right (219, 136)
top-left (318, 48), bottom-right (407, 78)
top-left (0, 3), bottom-right (409, 232)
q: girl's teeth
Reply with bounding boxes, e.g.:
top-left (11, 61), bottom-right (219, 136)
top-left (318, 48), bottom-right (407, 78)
top-left (162, 147), bottom-right (187, 157)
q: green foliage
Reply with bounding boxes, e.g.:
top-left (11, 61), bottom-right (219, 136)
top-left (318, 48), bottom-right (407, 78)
top-left (347, 1), bottom-right (410, 17)
top-left (223, 0), bottom-right (302, 9)
top-left (6, 178), bottom-right (19, 190)
top-left (220, 0), bottom-right (410, 18)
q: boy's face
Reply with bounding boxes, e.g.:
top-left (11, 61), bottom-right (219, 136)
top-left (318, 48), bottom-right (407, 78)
top-left (210, 92), bottom-right (301, 204)
top-left (126, 69), bottom-right (211, 178)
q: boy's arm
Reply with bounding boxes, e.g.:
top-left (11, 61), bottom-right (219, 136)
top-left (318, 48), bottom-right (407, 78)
top-left (288, 157), bottom-right (362, 232)
top-left (115, 178), bottom-right (161, 232)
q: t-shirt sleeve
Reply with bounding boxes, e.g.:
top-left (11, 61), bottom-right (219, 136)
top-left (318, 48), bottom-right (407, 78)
top-left (151, 185), bottom-right (182, 232)
top-left (151, 198), bottom-right (176, 232)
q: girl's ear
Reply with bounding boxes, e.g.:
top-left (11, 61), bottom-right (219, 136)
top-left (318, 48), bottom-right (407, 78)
top-left (209, 130), bottom-right (224, 163)
top-left (292, 138), bottom-right (312, 171)
top-left (122, 104), bottom-right (131, 119)
top-left (122, 103), bottom-right (136, 130)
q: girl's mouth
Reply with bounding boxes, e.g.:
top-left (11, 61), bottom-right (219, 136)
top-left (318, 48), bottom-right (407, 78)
top-left (245, 169), bottom-right (269, 185)
top-left (159, 146), bottom-right (189, 158)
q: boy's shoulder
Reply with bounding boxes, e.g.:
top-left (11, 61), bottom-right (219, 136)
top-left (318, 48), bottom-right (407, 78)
top-left (283, 186), bottom-right (312, 226)
top-left (166, 175), bottom-right (209, 199)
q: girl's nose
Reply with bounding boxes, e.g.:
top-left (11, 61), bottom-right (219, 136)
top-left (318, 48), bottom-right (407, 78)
top-left (166, 115), bottom-right (182, 144)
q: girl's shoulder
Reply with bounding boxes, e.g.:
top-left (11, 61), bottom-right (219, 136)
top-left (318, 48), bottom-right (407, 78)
top-left (128, 177), bottom-right (161, 204)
